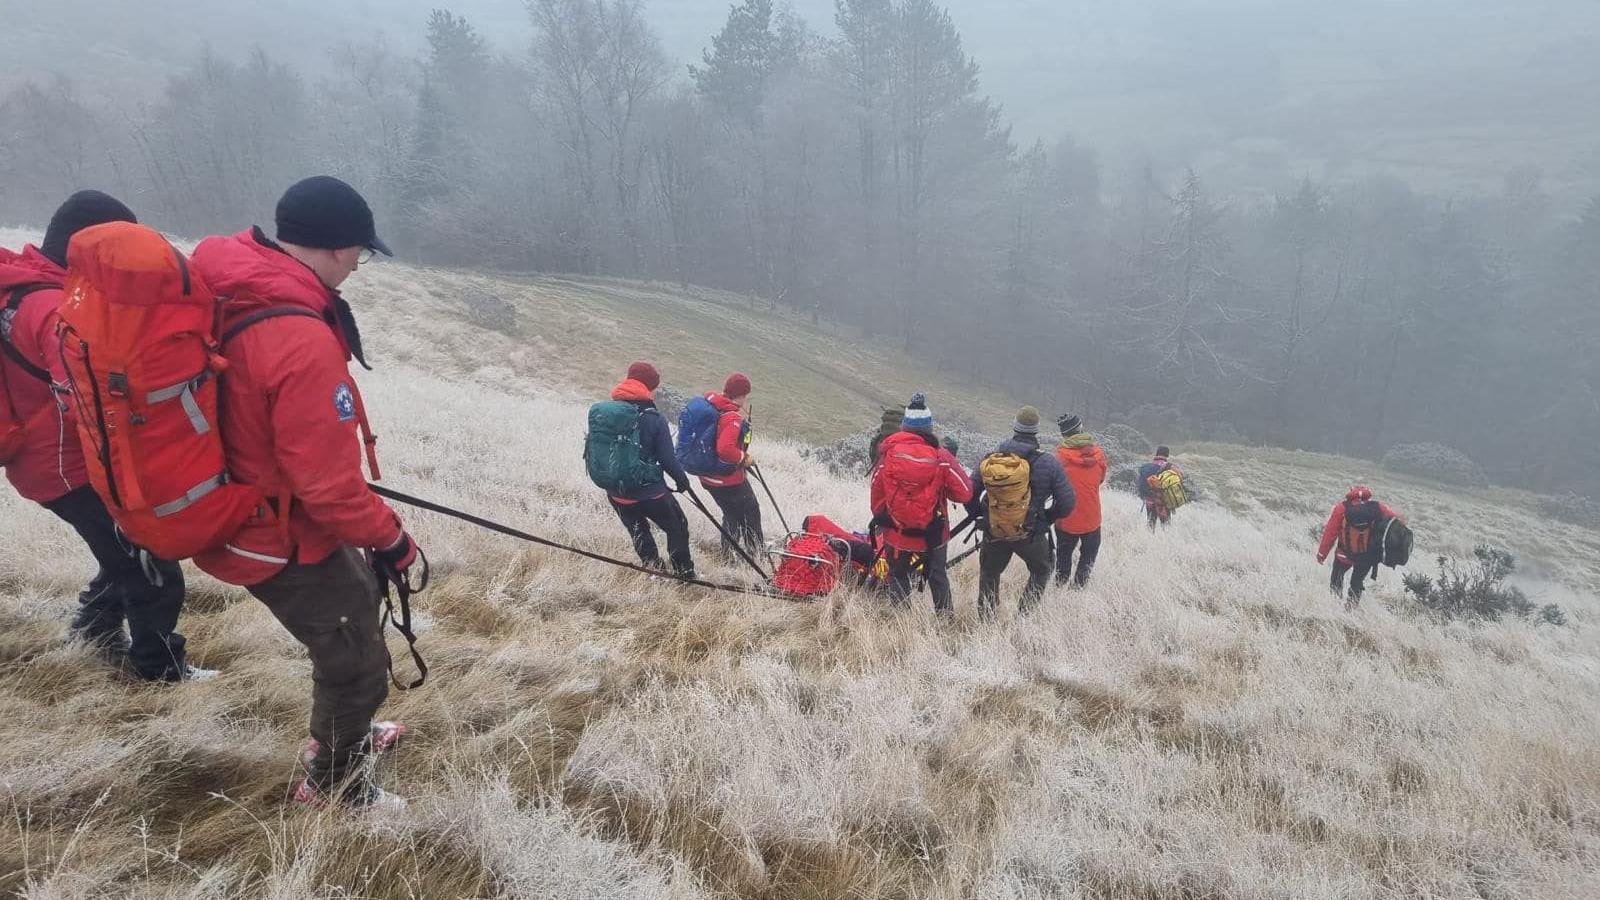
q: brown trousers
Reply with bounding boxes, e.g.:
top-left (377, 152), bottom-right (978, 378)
top-left (249, 546), bottom-right (389, 792)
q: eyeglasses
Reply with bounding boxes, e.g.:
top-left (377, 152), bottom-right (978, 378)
top-left (357, 247), bottom-right (378, 265)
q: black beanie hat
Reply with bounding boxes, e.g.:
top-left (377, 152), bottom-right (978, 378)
top-left (275, 176), bottom-right (392, 256)
top-left (1057, 413), bottom-right (1082, 435)
top-left (41, 190), bottom-right (137, 267)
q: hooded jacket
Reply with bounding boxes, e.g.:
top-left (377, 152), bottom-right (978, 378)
top-left (870, 430), bottom-right (974, 552)
top-left (187, 227), bottom-right (402, 585)
top-left (697, 391), bottom-right (751, 487)
top-left (0, 246), bottom-right (87, 503)
top-left (607, 378), bottom-right (690, 503)
top-left (1054, 437), bottom-right (1107, 535)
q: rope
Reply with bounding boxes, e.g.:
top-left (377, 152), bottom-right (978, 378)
top-left (369, 483), bottom-right (777, 598)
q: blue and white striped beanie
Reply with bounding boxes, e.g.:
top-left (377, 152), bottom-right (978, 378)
top-left (903, 392), bottom-right (934, 433)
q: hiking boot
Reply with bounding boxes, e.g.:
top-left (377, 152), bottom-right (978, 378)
top-left (304, 721), bottom-right (407, 769)
top-left (291, 778), bottom-right (409, 813)
top-left (179, 664), bottom-right (221, 682)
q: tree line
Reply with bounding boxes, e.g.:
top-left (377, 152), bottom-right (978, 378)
top-left (3, 0), bottom-right (1596, 499)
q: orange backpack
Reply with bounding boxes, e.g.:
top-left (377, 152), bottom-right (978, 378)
top-left (57, 222), bottom-right (265, 560)
top-left (1340, 499), bottom-right (1381, 559)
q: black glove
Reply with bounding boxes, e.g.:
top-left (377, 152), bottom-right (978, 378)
top-left (674, 476), bottom-right (693, 494)
top-left (373, 531), bottom-right (428, 592)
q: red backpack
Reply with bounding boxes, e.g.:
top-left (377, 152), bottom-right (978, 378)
top-left (879, 438), bottom-right (945, 535)
top-left (57, 222), bottom-right (266, 560)
top-left (0, 278), bottom-right (58, 465)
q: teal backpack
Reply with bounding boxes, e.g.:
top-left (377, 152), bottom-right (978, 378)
top-left (584, 401), bottom-right (661, 495)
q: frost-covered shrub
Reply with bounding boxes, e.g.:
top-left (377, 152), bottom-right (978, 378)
top-left (1537, 493), bottom-right (1600, 529)
top-left (464, 291), bottom-right (518, 335)
top-left (654, 385), bottom-right (691, 424)
top-left (1381, 442), bottom-right (1489, 487)
top-left (1098, 423), bottom-right (1152, 458)
top-left (1402, 546), bottom-right (1564, 625)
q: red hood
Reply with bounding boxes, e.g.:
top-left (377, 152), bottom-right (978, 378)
top-left (0, 245), bottom-right (65, 288)
top-left (881, 430), bottom-right (935, 453)
top-left (707, 391), bottom-right (742, 414)
top-left (611, 379), bottom-right (655, 403)
top-left (191, 228), bottom-right (350, 355)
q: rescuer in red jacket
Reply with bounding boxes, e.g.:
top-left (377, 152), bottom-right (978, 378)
top-left (869, 394), bottom-right (974, 615)
top-left (190, 176), bottom-right (421, 811)
top-left (1, 192), bottom-right (199, 681)
top-left (697, 373), bottom-right (763, 560)
top-left (1317, 485), bottom-right (1403, 605)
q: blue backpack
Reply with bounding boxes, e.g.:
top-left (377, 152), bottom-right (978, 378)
top-left (676, 396), bottom-right (737, 476)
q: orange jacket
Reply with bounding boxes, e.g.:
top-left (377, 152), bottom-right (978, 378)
top-left (1054, 442), bottom-right (1107, 534)
top-left (188, 228), bottom-right (402, 585)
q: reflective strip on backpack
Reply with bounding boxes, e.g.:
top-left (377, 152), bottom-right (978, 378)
top-left (152, 473), bottom-right (226, 517)
top-left (146, 374), bottom-right (211, 435)
top-left (224, 543), bottom-right (291, 565)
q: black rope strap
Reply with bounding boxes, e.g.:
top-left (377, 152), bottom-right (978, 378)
top-left (368, 483), bottom-right (779, 599)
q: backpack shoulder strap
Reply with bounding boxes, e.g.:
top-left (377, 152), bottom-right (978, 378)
top-left (220, 306), bottom-right (324, 346)
top-left (2, 285), bottom-right (58, 384)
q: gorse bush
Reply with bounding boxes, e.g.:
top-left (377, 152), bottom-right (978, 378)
top-left (1382, 442), bottom-right (1489, 487)
top-left (1402, 546), bottom-right (1566, 625)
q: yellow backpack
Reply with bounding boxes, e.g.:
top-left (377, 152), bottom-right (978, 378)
top-left (980, 452), bottom-right (1034, 541)
top-left (1151, 467), bottom-right (1189, 510)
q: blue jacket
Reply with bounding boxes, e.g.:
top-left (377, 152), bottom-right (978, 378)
top-left (1137, 458), bottom-right (1170, 500)
top-left (968, 436), bottom-right (1076, 537)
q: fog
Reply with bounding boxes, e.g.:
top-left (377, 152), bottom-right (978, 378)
top-left (4, 0), bottom-right (1598, 502)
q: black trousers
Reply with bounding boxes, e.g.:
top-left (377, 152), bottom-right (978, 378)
top-left (610, 494), bottom-right (695, 577)
top-left (978, 531), bottom-right (1054, 616)
top-left (1055, 528), bottom-right (1101, 586)
top-left (1331, 559), bottom-right (1377, 602)
top-left (42, 486), bottom-right (188, 680)
top-left (886, 543), bottom-right (952, 614)
top-left (706, 480), bottom-right (764, 560)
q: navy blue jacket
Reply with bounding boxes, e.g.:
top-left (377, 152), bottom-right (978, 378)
top-left (967, 436), bottom-right (1076, 538)
top-left (614, 400), bottom-right (692, 502)
top-left (1137, 459), bottom-right (1170, 500)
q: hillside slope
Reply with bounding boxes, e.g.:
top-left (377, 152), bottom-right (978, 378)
top-left (0, 247), bottom-right (1596, 897)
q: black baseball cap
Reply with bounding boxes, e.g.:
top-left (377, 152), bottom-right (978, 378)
top-left (274, 175), bottom-right (392, 256)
